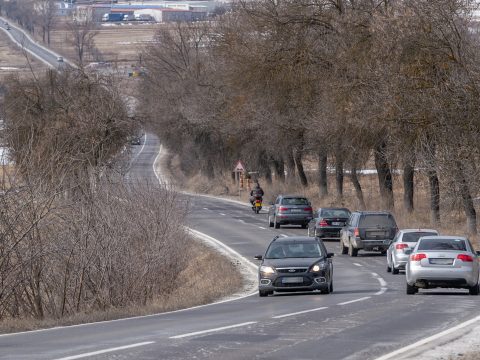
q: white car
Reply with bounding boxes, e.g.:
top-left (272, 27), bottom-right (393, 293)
top-left (386, 229), bottom-right (438, 274)
top-left (406, 236), bottom-right (480, 295)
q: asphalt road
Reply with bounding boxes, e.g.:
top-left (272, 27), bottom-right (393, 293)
top-left (0, 133), bottom-right (478, 360)
top-left (0, 17), bottom-right (64, 69)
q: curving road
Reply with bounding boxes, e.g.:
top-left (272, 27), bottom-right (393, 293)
top-left (0, 134), bottom-right (478, 360)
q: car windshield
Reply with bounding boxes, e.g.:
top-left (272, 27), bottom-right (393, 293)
top-left (282, 198), bottom-right (309, 205)
top-left (265, 242), bottom-right (323, 259)
top-left (321, 209), bottom-right (350, 218)
top-left (402, 232), bottom-right (437, 243)
top-left (417, 238), bottom-right (467, 251)
top-left (359, 215), bottom-right (396, 227)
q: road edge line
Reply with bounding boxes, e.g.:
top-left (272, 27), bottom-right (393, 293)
top-left (375, 314), bottom-right (480, 360)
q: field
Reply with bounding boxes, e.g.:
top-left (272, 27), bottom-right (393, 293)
top-left (49, 22), bottom-right (159, 65)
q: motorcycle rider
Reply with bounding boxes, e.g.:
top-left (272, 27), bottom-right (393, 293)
top-left (250, 181), bottom-right (264, 205)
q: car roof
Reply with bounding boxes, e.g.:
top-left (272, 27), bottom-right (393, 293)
top-left (318, 207), bottom-right (350, 211)
top-left (418, 235), bottom-right (467, 240)
top-left (353, 211), bottom-right (392, 215)
top-left (273, 236), bottom-right (319, 244)
top-left (400, 229), bottom-right (438, 233)
top-left (280, 194), bottom-right (308, 199)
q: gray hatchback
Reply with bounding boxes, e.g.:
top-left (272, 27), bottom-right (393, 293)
top-left (255, 236), bottom-right (334, 296)
top-left (268, 195), bottom-right (313, 229)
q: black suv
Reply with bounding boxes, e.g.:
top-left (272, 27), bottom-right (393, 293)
top-left (340, 211), bottom-right (398, 257)
top-left (254, 236), bottom-right (334, 297)
top-left (267, 195), bottom-right (313, 229)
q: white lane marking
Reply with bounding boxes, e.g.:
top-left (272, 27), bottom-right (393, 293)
top-left (281, 234), bottom-right (288, 237)
top-left (53, 342), bottom-right (155, 360)
top-left (170, 321), bottom-right (257, 339)
top-left (238, 219), bottom-right (246, 223)
top-left (375, 287), bottom-right (388, 295)
top-left (371, 272), bottom-right (388, 295)
top-left (353, 263), bottom-right (363, 267)
top-left (375, 314), bottom-right (480, 360)
top-left (337, 297), bottom-right (371, 306)
top-left (203, 207), bottom-right (209, 210)
top-left (258, 226), bottom-right (266, 230)
top-left (272, 307), bottom-right (328, 319)
top-left (219, 213), bottom-right (226, 216)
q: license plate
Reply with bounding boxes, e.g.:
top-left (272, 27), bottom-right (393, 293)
top-left (282, 277), bottom-right (303, 284)
top-left (255, 202), bottom-right (262, 207)
top-left (291, 209), bottom-right (302, 212)
top-left (332, 222), bottom-right (343, 226)
top-left (429, 258), bottom-right (454, 265)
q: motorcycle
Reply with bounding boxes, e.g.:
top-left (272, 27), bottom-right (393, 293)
top-left (252, 196), bottom-right (263, 214)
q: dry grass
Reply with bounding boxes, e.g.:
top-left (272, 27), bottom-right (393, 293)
top-left (0, 240), bottom-right (241, 334)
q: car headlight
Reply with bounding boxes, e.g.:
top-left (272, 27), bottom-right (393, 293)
top-left (311, 262), bottom-right (327, 272)
top-left (260, 265), bottom-right (276, 274)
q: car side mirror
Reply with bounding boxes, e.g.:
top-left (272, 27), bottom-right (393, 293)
top-left (476, 251), bottom-right (480, 256)
top-left (327, 253), bottom-right (334, 258)
top-left (254, 255), bottom-right (263, 260)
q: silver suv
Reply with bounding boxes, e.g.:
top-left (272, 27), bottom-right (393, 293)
top-left (268, 195), bottom-right (313, 229)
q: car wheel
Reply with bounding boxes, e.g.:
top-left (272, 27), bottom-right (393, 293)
top-left (268, 216), bottom-right (274, 228)
top-left (274, 216), bottom-right (280, 229)
top-left (406, 283), bottom-right (417, 295)
top-left (301, 222), bottom-right (307, 229)
top-left (329, 280), bottom-right (333, 293)
top-left (380, 250), bottom-right (387, 255)
top-left (469, 284), bottom-right (479, 295)
top-left (259, 290), bottom-right (269, 297)
top-left (392, 259), bottom-right (399, 275)
top-left (341, 241), bottom-right (348, 255)
top-left (386, 257), bottom-right (391, 273)
top-left (307, 227), bottom-right (312, 237)
top-left (348, 242), bottom-right (358, 257)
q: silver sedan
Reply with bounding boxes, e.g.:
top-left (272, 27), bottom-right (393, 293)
top-left (386, 229), bottom-right (438, 274)
top-left (406, 236), bottom-right (480, 295)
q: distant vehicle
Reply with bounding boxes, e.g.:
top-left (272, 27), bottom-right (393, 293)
top-left (134, 13), bottom-right (154, 21)
top-left (387, 229), bottom-right (438, 274)
top-left (6, 25), bottom-right (10, 30)
top-left (406, 236), bottom-right (480, 295)
top-left (267, 195), bottom-right (313, 229)
top-left (254, 236), bottom-right (334, 297)
top-left (307, 207), bottom-right (351, 239)
top-left (57, 56), bottom-right (63, 62)
top-left (101, 13), bottom-right (125, 22)
top-left (130, 136), bottom-right (142, 145)
top-left (340, 211), bottom-right (398, 257)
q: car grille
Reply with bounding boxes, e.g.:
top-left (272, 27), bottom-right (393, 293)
top-left (274, 277), bottom-right (312, 287)
top-left (277, 268), bottom-right (308, 273)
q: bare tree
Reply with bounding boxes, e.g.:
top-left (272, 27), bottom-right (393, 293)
top-left (67, 19), bottom-right (98, 66)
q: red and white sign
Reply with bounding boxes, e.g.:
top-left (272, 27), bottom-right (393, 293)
top-left (234, 160), bottom-right (245, 172)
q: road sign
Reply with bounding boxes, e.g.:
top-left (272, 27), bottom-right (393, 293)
top-left (234, 160), bottom-right (245, 172)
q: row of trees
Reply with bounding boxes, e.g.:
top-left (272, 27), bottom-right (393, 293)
top-left (141, 0), bottom-right (480, 233)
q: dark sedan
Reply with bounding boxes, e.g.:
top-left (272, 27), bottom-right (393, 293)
top-left (307, 207), bottom-right (351, 240)
top-left (254, 236), bottom-right (334, 297)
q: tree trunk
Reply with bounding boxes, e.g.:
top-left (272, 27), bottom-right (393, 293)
top-left (456, 162), bottom-right (477, 235)
top-left (285, 149), bottom-right (296, 185)
top-left (272, 158), bottom-right (285, 183)
top-left (427, 169), bottom-right (440, 225)
top-left (317, 150), bottom-right (328, 198)
top-left (335, 155), bottom-right (344, 199)
top-left (374, 141), bottom-right (394, 210)
top-left (403, 161), bottom-right (415, 213)
top-left (351, 164), bottom-right (366, 210)
top-left (294, 150), bottom-right (308, 187)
